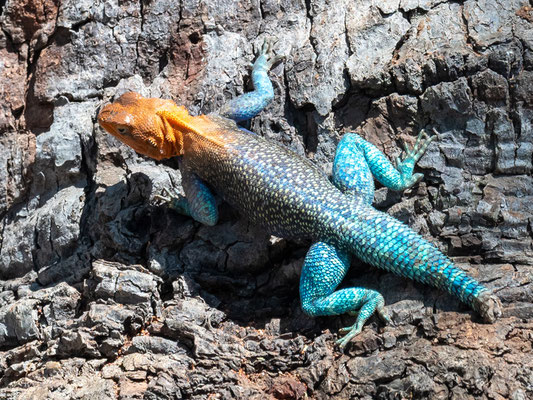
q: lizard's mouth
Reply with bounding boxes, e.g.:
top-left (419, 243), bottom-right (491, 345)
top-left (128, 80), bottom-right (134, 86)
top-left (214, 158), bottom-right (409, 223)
top-left (97, 120), bottom-right (116, 137)
top-left (97, 106), bottom-right (124, 137)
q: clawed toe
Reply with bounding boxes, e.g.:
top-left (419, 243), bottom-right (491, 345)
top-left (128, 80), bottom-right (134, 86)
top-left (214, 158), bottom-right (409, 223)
top-left (260, 38), bottom-right (272, 54)
top-left (153, 194), bottom-right (171, 203)
top-left (338, 326), bottom-right (353, 334)
top-left (258, 38), bottom-right (284, 69)
top-left (377, 308), bottom-right (392, 325)
top-left (267, 54), bottom-right (285, 68)
top-left (153, 188), bottom-right (171, 204)
top-left (413, 129), bottom-right (436, 158)
top-left (153, 187), bottom-right (182, 206)
top-left (336, 325), bottom-right (362, 349)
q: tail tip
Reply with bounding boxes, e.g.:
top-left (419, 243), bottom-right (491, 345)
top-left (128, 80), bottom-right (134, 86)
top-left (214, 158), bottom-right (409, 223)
top-left (475, 291), bottom-right (503, 323)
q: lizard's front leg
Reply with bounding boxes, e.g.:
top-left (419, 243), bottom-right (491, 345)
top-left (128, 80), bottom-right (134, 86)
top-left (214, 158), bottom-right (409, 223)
top-left (156, 160), bottom-right (218, 226)
top-left (300, 242), bottom-right (391, 349)
top-left (216, 39), bottom-right (283, 123)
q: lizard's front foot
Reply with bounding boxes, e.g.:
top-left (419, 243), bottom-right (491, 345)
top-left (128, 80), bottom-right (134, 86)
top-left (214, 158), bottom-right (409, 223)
top-left (255, 38), bottom-right (284, 71)
top-left (154, 187), bottom-right (191, 216)
top-left (395, 128), bottom-right (437, 189)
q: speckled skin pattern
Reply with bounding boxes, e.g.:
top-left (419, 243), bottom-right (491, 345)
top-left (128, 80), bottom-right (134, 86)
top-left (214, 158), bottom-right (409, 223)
top-left (98, 44), bottom-right (502, 348)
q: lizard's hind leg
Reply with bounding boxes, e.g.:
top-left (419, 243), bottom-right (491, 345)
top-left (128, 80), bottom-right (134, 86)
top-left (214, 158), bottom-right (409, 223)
top-left (337, 130), bottom-right (435, 192)
top-left (332, 129), bottom-right (435, 202)
top-left (300, 242), bottom-right (391, 349)
top-left (332, 133), bottom-right (375, 204)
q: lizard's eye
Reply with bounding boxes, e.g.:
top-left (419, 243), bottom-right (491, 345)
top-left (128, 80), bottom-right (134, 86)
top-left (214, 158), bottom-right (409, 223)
top-left (116, 126), bottom-right (131, 136)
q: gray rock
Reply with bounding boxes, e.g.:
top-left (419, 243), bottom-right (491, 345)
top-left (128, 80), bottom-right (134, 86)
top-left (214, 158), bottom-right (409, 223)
top-left (513, 105), bottom-right (533, 173)
top-left (285, 1), bottom-right (349, 115)
top-left (0, 0), bottom-right (532, 398)
top-left (463, 0), bottom-right (530, 49)
top-left (32, 101), bottom-right (95, 194)
top-left (346, 4), bottom-right (409, 91)
top-left (126, 335), bottom-right (186, 355)
top-left (421, 78), bottom-right (473, 126)
top-left (0, 282), bottom-right (80, 347)
top-left (0, 299), bottom-right (40, 345)
top-left (400, 0), bottom-right (445, 12)
top-left (0, 132), bottom-right (35, 219)
top-left (0, 185), bottom-right (85, 278)
top-left (392, 2), bottom-right (470, 92)
top-left (488, 108), bottom-right (518, 174)
top-left (91, 261), bottom-right (161, 304)
top-left (0, 33), bottom-right (26, 131)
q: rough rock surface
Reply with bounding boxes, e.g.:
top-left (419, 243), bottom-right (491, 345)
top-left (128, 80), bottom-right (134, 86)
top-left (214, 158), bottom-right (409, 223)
top-left (0, 0), bottom-right (532, 399)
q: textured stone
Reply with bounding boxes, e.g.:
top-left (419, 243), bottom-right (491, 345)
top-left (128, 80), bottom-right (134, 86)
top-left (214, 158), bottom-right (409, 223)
top-left (392, 2), bottom-right (469, 93)
top-left (488, 108), bottom-right (518, 174)
top-left (33, 100), bottom-right (94, 194)
top-left (0, 0), bottom-right (59, 45)
top-left (471, 69), bottom-right (509, 104)
top-left (463, 0), bottom-right (530, 48)
top-left (0, 0), bottom-right (531, 398)
top-left (34, 1), bottom-right (140, 102)
top-left (91, 261), bottom-right (161, 305)
top-left (0, 185), bottom-right (85, 278)
top-left (0, 282), bottom-right (79, 347)
top-left (346, 3), bottom-right (410, 91)
top-left (0, 133), bottom-right (35, 216)
top-left (286, 0), bottom-right (349, 115)
top-left (0, 37), bottom-right (26, 131)
top-left (420, 78), bottom-right (473, 124)
top-left (400, 0), bottom-right (444, 12)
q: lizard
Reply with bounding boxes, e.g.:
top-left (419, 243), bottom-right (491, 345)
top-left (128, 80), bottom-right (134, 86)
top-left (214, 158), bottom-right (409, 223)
top-left (97, 41), bottom-right (502, 348)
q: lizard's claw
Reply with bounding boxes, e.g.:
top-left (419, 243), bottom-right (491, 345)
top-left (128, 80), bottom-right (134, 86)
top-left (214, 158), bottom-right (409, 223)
top-left (153, 187), bottom-right (191, 216)
top-left (336, 325), bottom-right (362, 349)
top-left (260, 38), bottom-right (272, 55)
top-left (153, 187), bottom-right (174, 205)
top-left (257, 38), bottom-right (285, 70)
top-left (394, 127), bottom-right (437, 189)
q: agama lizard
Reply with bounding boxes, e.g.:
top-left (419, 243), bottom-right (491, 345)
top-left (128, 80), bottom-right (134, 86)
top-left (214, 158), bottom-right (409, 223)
top-left (98, 42), bottom-right (502, 348)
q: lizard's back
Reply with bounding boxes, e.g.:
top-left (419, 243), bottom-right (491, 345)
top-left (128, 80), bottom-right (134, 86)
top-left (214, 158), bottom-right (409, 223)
top-left (183, 116), bottom-right (357, 240)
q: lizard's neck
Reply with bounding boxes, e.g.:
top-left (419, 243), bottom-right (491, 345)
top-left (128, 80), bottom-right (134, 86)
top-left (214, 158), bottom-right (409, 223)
top-left (159, 109), bottom-right (230, 157)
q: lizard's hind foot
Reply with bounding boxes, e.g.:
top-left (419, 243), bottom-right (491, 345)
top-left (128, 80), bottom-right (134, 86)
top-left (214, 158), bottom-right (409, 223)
top-left (300, 242), bottom-right (391, 350)
top-left (153, 187), bottom-right (174, 204)
top-left (391, 127), bottom-right (437, 189)
top-left (405, 128), bottom-right (437, 164)
top-left (335, 291), bottom-right (391, 349)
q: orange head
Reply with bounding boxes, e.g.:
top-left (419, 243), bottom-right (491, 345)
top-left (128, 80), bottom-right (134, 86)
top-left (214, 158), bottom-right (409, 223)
top-left (97, 92), bottom-right (192, 160)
